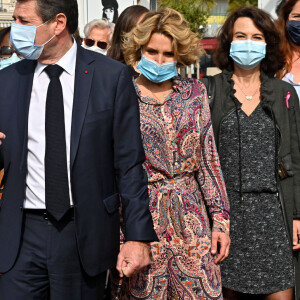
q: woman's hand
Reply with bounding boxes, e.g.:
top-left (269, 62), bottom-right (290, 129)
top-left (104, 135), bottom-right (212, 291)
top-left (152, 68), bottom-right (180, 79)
top-left (211, 231), bottom-right (231, 263)
top-left (293, 219), bottom-right (300, 250)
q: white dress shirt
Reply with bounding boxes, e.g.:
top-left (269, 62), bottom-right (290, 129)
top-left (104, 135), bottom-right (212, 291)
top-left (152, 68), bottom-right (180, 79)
top-left (24, 41), bottom-right (77, 209)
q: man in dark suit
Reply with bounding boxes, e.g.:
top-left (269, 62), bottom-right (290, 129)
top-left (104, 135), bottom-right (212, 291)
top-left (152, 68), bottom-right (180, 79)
top-left (0, 0), bottom-right (157, 299)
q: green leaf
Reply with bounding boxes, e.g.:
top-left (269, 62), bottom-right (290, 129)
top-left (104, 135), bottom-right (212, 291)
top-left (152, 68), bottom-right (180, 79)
top-left (158, 0), bottom-right (216, 35)
top-left (228, 0), bottom-right (258, 13)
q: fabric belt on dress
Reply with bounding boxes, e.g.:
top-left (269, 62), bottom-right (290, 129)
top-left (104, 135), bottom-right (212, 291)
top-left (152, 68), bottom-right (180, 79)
top-left (151, 173), bottom-right (197, 190)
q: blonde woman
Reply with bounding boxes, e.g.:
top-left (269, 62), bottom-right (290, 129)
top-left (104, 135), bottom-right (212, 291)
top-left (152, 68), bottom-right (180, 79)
top-left (115, 8), bottom-right (230, 300)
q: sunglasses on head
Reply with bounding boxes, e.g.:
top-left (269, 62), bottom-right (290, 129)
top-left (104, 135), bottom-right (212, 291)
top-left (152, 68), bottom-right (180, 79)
top-left (0, 46), bottom-right (22, 58)
top-left (84, 38), bottom-right (108, 49)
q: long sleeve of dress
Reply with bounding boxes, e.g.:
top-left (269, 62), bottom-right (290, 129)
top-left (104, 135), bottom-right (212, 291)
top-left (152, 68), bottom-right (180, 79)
top-left (196, 81), bottom-right (230, 234)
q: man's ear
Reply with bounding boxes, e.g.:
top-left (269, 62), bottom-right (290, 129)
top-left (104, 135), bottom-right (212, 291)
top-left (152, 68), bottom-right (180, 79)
top-left (54, 13), bottom-right (67, 36)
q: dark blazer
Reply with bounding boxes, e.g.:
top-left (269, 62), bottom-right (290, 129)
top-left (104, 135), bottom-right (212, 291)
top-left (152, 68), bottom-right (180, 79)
top-left (0, 45), bottom-right (157, 276)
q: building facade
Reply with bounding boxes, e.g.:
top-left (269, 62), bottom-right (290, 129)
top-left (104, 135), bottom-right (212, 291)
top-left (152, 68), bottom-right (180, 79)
top-left (204, 0), bottom-right (229, 38)
top-left (0, 0), bottom-right (15, 28)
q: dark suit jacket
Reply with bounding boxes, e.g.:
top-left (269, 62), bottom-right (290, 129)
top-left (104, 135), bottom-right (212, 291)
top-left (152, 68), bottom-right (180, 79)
top-left (0, 45), bottom-right (156, 276)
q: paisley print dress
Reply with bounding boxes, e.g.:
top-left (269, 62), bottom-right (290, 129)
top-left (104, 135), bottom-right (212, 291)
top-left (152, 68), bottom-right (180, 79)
top-left (115, 77), bottom-right (229, 300)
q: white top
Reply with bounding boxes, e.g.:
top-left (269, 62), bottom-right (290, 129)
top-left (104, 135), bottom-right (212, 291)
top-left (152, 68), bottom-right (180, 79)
top-left (283, 73), bottom-right (300, 102)
top-left (24, 41), bottom-right (77, 209)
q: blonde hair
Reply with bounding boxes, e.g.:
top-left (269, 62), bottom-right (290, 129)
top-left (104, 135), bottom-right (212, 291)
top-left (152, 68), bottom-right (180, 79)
top-left (123, 8), bottom-right (202, 67)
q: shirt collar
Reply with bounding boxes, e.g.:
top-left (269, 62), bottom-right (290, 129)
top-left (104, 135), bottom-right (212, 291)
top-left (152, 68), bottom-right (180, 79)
top-left (35, 39), bottom-right (77, 76)
top-left (283, 72), bottom-right (300, 86)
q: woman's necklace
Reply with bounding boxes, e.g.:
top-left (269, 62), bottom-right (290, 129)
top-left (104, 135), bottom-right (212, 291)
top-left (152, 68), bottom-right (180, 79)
top-left (142, 85), bottom-right (169, 101)
top-left (234, 79), bottom-right (260, 101)
top-left (137, 76), bottom-right (172, 102)
top-left (150, 89), bottom-right (171, 101)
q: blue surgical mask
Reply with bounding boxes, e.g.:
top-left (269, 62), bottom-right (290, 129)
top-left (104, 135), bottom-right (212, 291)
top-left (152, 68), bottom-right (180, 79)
top-left (137, 54), bottom-right (178, 83)
top-left (82, 44), bottom-right (108, 55)
top-left (10, 21), bottom-right (56, 60)
top-left (230, 39), bottom-right (266, 70)
top-left (286, 20), bottom-right (300, 45)
top-left (0, 53), bottom-right (22, 70)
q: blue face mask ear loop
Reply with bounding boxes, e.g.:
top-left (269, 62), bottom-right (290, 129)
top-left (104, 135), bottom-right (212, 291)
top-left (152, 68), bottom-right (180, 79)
top-left (36, 18), bottom-right (57, 47)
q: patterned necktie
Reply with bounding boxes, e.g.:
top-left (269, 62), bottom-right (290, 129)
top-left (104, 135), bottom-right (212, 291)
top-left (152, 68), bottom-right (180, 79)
top-left (44, 65), bottom-right (70, 221)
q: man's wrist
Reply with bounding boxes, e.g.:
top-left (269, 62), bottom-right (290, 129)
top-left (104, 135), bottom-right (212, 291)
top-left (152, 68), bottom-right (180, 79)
top-left (124, 240), bottom-right (151, 247)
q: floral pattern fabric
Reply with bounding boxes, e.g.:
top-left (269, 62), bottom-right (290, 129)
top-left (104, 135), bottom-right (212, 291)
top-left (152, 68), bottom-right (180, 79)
top-left (115, 77), bottom-right (229, 300)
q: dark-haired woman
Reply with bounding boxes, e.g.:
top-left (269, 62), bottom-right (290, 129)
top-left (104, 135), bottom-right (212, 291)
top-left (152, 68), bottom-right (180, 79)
top-left (202, 6), bottom-right (300, 300)
top-left (276, 0), bottom-right (300, 100)
top-left (107, 5), bottom-right (149, 77)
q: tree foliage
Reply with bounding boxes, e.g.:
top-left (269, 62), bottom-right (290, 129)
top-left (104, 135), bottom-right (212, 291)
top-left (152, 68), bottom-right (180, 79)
top-left (158, 0), bottom-right (216, 34)
top-left (228, 0), bottom-right (258, 13)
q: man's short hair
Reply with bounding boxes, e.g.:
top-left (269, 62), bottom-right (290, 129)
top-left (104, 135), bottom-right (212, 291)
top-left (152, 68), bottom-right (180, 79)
top-left (83, 19), bottom-right (115, 42)
top-left (17, 0), bottom-right (78, 34)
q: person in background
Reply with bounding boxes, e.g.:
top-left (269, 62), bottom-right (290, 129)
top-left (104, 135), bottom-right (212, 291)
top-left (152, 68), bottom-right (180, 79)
top-left (107, 5), bottom-right (149, 77)
top-left (276, 0), bottom-right (287, 16)
top-left (115, 8), bottom-right (230, 299)
top-left (203, 6), bottom-right (300, 300)
top-left (0, 27), bottom-right (22, 70)
top-left (83, 19), bottom-right (114, 55)
top-left (277, 0), bottom-right (300, 100)
top-left (0, 0), bottom-right (157, 298)
top-left (102, 0), bottom-right (119, 24)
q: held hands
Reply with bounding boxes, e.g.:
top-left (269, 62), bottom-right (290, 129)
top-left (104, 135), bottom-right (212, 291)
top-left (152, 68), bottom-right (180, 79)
top-left (116, 241), bottom-right (151, 278)
top-left (211, 231), bottom-right (231, 264)
top-left (293, 219), bottom-right (300, 251)
top-left (0, 132), bottom-right (5, 145)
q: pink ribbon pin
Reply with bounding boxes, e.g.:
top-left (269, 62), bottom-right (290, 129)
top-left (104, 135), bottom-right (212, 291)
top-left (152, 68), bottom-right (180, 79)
top-left (286, 92), bottom-right (291, 108)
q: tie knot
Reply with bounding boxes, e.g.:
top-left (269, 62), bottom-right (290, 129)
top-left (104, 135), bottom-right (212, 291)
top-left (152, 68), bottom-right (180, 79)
top-left (45, 64), bottom-right (64, 79)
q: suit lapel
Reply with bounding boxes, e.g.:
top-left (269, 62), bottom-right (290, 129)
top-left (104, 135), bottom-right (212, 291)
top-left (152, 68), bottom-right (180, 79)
top-left (16, 60), bottom-right (36, 172)
top-left (70, 46), bottom-right (95, 169)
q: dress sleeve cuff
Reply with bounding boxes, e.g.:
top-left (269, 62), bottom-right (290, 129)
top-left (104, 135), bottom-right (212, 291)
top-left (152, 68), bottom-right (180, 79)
top-left (212, 214), bottom-right (230, 234)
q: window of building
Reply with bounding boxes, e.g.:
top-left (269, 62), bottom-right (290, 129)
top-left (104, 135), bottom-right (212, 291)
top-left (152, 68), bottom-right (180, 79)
top-left (150, 0), bottom-right (157, 10)
top-left (211, 0), bottom-right (229, 16)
